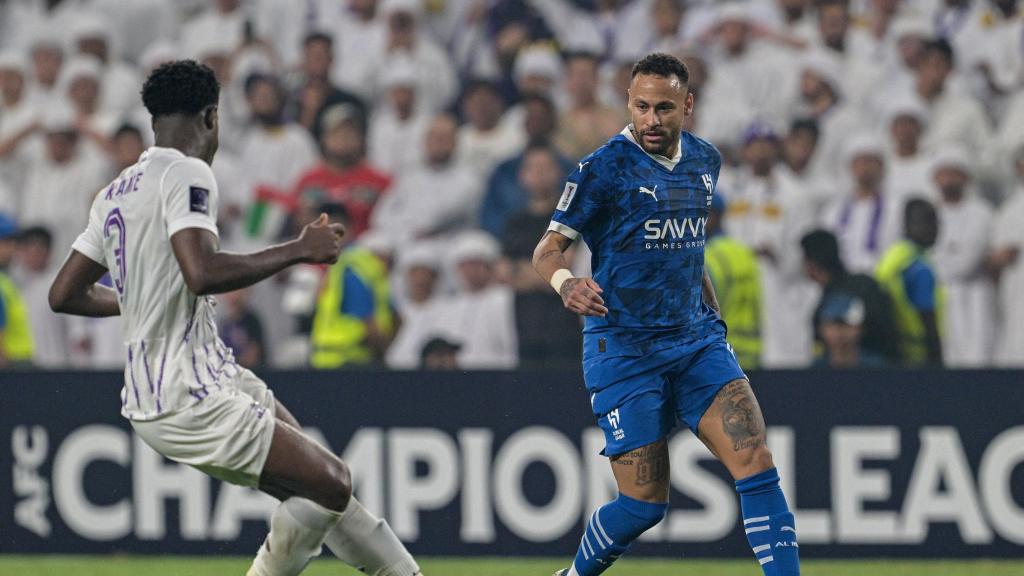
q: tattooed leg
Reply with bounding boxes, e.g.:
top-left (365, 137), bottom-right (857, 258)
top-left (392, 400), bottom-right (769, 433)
top-left (610, 439), bottom-right (671, 502)
top-left (697, 379), bottom-right (774, 480)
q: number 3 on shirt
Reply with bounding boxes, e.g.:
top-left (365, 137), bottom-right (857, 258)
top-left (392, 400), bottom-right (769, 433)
top-left (104, 208), bottom-right (127, 299)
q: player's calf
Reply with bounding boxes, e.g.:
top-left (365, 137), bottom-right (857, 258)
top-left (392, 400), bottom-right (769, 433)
top-left (698, 380), bottom-right (799, 575)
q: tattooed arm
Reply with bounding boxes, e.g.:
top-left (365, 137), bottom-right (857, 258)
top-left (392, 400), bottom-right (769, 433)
top-left (532, 230), bottom-right (608, 317)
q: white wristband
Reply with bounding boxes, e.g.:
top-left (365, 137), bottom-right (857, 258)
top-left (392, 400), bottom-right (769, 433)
top-left (550, 268), bottom-right (575, 294)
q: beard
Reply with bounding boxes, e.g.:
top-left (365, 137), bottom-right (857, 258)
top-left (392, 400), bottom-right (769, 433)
top-left (634, 125), bottom-right (674, 156)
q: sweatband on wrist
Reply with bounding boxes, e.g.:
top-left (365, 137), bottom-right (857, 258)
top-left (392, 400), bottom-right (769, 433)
top-left (550, 268), bottom-right (574, 294)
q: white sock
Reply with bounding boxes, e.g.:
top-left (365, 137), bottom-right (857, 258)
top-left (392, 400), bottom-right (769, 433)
top-left (567, 565), bottom-right (581, 576)
top-left (322, 497), bottom-right (420, 576)
top-left (247, 498), bottom-right (344, 576)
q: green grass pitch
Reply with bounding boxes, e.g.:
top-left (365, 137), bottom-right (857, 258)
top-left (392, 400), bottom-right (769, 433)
top-left (1, 556), bottom-right (1022, 576)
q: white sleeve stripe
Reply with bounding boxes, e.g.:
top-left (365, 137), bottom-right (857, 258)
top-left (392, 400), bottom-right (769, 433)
top-left (547, 221), bottom-right (580, 240)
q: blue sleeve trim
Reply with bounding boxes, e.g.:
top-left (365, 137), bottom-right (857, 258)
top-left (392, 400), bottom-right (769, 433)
top-left (340, 268), bottom-right (375, 318)
top-left (902, 261), bottom-right (936, 311)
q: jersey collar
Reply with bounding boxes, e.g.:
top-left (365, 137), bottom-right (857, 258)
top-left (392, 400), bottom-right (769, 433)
top-left (622, 125), bottom-right (683, 171)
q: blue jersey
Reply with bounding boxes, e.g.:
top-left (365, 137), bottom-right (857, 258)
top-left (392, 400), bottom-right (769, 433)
top-left (549, 127), bottom-right (723, 355)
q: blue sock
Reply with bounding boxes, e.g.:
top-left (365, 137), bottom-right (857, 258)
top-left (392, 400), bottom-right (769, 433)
top-left (736, 468), bottom-right (800, 576)
top-left (569, 493), bottom-right (667, 576)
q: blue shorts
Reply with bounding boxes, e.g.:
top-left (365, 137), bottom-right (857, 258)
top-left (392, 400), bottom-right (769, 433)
top-left (583, 329), bottom-right (746, 457)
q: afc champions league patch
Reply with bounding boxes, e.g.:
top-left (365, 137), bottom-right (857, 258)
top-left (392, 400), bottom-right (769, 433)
top-left (557, 181), bottom-right (578, 212)
top-left (189, 186), bottom-right (210, 214)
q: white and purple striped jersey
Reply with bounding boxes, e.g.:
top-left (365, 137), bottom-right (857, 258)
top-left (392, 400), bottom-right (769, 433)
top-left (71, 147), bottom-right (241, 421)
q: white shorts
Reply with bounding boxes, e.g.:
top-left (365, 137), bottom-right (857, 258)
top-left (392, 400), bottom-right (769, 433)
top-left (131, 368), bottom-right (277, 488)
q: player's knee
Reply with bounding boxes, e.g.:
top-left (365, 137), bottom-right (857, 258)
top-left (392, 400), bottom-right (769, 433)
top-left (736, 444), bottom-right (775, 477)
top-left (320, 459), bottom-right (352, 512)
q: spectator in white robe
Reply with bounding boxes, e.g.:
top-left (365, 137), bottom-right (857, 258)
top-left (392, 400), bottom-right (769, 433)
top-left (721, 122), bottom-right (818, 367)
top-left (883, 94), bottom-right (934, 205)
top-left (679, 53), bottom-right (754, 159)
top-left (989, 145), bottom-right (1024, 366)
top-left (700, 4), bottom-right (797, 125)
top-left (236, 73), bottom-right (319, 245)
top-left (89, 0), bottom-right (178, 67)
top-left (779, 118), bottom-right (832, 216)
top-left (760, 0), bottom-right (818, 48)
top-left (0, 51), bottom-right (40, 203)
top-left (793, 51), bottom-right (865, 193)
top-left (69, 14), bottom-right (140, 116)
top-left (432, 230), bottom-right (518, 369)
top-left (949, 0), bottom-right (1023, 112)
top-left (180, 0), bottom-right (248, 61)
top-left (329, 0), bottom-right (387, 101)
top-left (458, 79), bottom-right (525, 180)
top-left (370, 114), bottom-right (482, 245)
top-left (19, 106), bottom-right (109, 261)
top-left (60, 57), bottom-right (120, 146)
top-left (26, 35), bottom-right (64, 111)
top-left (368, 56), bottom-right (429, 176)
top-left (375, 0), bottom-right (457, 114)
top-left (912, 39), bottom-right (993, 168)
top-left (811, 0), bottom-right (884, 108)
top-left (931, 146), bottom-right (997, 367)
top-left (612, 0), bottom-right (707, 62)
top-left (385, 243), bottom-right (446, 369)
top-left (823, 133), bottom-right (903, 275)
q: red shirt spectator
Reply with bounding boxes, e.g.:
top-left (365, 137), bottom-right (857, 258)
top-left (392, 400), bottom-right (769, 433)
top-left (288, 103), bottom-right (391, 238)
top-left (290, 163), bottom-right (391, 238)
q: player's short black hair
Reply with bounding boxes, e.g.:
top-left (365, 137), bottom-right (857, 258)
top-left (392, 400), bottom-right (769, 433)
top-left (562, 50), bottom-right (600, 64)
top-left (789, 118), bottom-right (819, 140)
top-left (141, 60), bottom-right (219, 118)
top-left (304, 31), bottom-right (333, 48)
top-left (113, 123), bottom-right (143, 140)
top-left (463, 78), bottom-right (502, 99)
top-left (800, 229), bottom-right (844, 273)
top-left (631, 52), bottom-right (689, 85)
top-left (904, 197), bottom-right (937, 228)
top-left (18, 225), bottom-right (52, 248)
top-left (521, 92), bottom-right (555, 113)
top-left (922, 38), bottom-right (954, 66)
top-left (244, 72), bottom-right (282, 97)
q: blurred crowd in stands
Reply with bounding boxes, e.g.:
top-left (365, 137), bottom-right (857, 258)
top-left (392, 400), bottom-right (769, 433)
top-left (0, 0), bottom-right (1022, 371)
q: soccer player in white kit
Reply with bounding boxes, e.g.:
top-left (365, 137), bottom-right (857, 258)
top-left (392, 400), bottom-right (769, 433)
top-left (48, 61), bottom-right (422, 576)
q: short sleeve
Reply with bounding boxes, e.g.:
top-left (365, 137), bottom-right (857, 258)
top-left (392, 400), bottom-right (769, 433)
top-left (903, 262), bottom-right (936, 312)
top-left (547, 159), bottom-right (607, 241)
top-left (163, 158), bottom-right (220, 238)
top-left (70, 199), bottom-right (106, 265)
top-left (0, 289), bottom-right (7, 330)
top-left (339, 268), bottom-right (375, 318)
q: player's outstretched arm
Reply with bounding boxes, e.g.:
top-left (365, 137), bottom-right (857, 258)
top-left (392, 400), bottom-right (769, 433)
top-left (49, 251), bottom-right (121, 317)
top-left (532, 230), bottom-right (607, 317)
top-left (171, 213), bottom-right (344, 296)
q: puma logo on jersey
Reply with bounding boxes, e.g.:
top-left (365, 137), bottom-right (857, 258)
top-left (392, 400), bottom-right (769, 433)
top-left (639, 185), bottom-right (658, 201)
top-left (578, 161), bottom-right (590, 172)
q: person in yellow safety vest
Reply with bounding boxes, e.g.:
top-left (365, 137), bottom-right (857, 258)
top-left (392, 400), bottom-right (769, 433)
top-left (704, 192), bottom-right (762, 369)
top-left (0, 214), bottom-right (34, 367)
top-left (875, 198), bottom-right (943, 366)
top-left (310, 204), bottom-right (394, 368)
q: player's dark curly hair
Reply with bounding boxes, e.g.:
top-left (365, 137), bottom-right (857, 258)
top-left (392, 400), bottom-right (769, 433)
top-left (141, 60), bottom-right (220, 118)
top-left (631, 53), bottom-right (689, 84)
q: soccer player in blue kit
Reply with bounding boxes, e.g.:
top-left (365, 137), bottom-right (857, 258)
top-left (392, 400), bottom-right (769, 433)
top-left (533, 53), bottom-right (800, 576)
